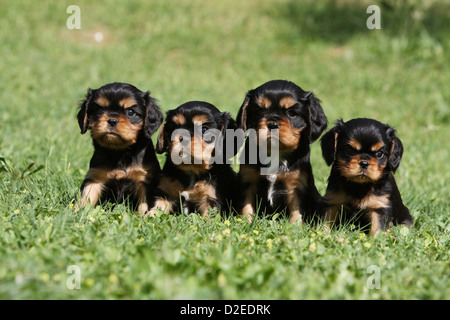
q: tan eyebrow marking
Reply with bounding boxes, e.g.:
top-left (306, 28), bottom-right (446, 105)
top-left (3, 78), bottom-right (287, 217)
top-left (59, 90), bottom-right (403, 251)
top-left (192, 114), bottom-right (209, 125)
top-left (119, 97), bottom-right (137, 109)
top-left (279, 96), bottom-right (297, 109)
top-left (371, 141), bottom-right (385, 152)
top-left (348, 139), bottom-right (362, 150)
top-left (94, 95), bottom-right (110, 107)
top-left (256, 95), bottom-right (271, 108)
top-left (172, 114), bottom-right (186, 125)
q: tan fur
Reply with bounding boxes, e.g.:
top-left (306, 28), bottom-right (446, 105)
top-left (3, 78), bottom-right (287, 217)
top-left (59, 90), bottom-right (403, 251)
top-left (94, 95), bottom-right (110, 107)
top-left (170, 133), bottom-right (214, 174)
top-left (91, 114), bottom-right (142, 149)
top-left (278, 119), bottom-right (304, 152)
top-left (85, 164), bottom-right (151, 184)
top-left (371, 141), bottom-right (385, 152)
top-left (149, 198), bottom-right (172, 216)
top-left (281, 170), bottom-right (307, 224)
top-left (239, 165), bottom-right (260, 222)
top-left (192, 114), bottom-right (209, 124)
top-left (80, 164), bottom-right (152, 214)
top-left (279, 96), bottom-right (297, 109)
top-left (337, 156), bottom-right (385, 183)
top-left (119, 97), bottom-right (137, 109)
top-left (348, 139), bottom-right (362, 151)
top-left (172, 114), bottom-right (186, 125)
top-left (355, 194), bottom-right (390, 210)
top-left (323, 190), bottom-right (391, 236)
top-left (256, 95), bottom-right (271, 108)
top-left (257, 117), bottom-right (304, 153)
top-left (79, 182), bottom-right (104, 208)
top-left (182, 181), bottom-right (217, 217)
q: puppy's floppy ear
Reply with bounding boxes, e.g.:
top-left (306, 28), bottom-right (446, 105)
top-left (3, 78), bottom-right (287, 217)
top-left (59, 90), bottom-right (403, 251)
top-left (220, 112), bottom-right (239, 159)
top-left (77, 88), bottom-right (94, 134)
top-left (155, 121), bottom-right (167, 154)
top-left (142, 91), bottom-right (163, 138)
top-left (386, 126), bottom-right (403, 172)
top-left (302, 91), bottom-right (328, 143)
top-left (236, 90), bottom-right (253, 131)
top-left (320, 119), bottom-right (344, 166)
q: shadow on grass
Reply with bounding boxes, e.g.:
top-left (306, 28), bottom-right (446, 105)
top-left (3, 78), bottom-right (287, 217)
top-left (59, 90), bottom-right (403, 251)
top-left (278, 0), bottom-right (450, 46)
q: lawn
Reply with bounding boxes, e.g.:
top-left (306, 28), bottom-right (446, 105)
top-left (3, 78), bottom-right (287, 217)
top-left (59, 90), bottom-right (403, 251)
top-left (0, 0), bottom-right (448, 299)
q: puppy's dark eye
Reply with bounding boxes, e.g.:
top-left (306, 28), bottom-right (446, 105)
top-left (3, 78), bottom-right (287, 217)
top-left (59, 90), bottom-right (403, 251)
top-left (344, 145), bottom-right (357, 156)
top-left (201, 126), bottom-right (208, 134)
top-left (375, 151), bottom-right (384, 159)
top-left (126, 109), bottom-right (136, 117)
top-left (286, 109), bottom-right (298, 117)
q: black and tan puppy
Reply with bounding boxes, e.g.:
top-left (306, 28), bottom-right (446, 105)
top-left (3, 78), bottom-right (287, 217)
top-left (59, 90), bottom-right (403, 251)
top-left (76, 82), bottom-right (163, 214)
top-left (320, 118), bottom-right (413, 236)
top-left (149, 101), bottom-right (238, 217)
top-left (236, 80), bottom-right (327, 224)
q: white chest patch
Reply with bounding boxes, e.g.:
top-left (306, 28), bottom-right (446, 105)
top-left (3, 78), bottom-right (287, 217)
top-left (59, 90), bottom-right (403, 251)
top-left (267, 174), bottom-right (278, 206)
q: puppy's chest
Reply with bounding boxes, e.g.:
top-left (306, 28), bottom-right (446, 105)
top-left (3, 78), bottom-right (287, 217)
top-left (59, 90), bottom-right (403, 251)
top-left (265, 169), bottom-right (307, 205)
top-left (325, 190), bottom-right (390, 211)
top-left (87, 165), bottom-right (150, 184)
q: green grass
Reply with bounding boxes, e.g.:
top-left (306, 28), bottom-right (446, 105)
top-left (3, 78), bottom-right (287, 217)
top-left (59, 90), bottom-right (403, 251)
top-left (0, 0), bottom-right (449, 299)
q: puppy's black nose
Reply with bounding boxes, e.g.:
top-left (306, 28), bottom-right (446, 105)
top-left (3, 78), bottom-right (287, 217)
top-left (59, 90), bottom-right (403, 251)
top-left (359, 160), bottom-right (369, 169)
top-left (267, 122), bottom-right (279, 130)
top-left (107, 118), bottom-right (118, 127)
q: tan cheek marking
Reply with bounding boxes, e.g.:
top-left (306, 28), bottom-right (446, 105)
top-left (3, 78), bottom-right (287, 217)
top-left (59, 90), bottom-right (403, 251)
top-left (278, 119), bottom-right (303, 152)
top-left (115, 116), bottom-right (142, 143)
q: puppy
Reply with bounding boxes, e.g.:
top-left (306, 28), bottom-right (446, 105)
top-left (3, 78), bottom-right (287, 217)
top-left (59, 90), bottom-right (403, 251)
top-left (76, 82), bottom-right (163, 214)
top-left (149, 101), bottom-right (238, 217)
top-left (236, 80), bottom-right (327, 224)
top-left (320, 118), bottom-right (413, 236)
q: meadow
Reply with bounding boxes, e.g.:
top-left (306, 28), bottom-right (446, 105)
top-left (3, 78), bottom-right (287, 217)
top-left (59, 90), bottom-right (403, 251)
top-left (0, 0), bottom-right (448, 299)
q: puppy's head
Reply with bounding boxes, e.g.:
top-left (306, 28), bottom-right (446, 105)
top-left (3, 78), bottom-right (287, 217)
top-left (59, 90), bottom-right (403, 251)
top-left (321, 118), bottom-right (404, 183)
top-left (156, 101), bottom-right (237, 174)
top-left (236, 80), bottom-right (327, 153)
top-left (77, 82), bottom-right (163, 150)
